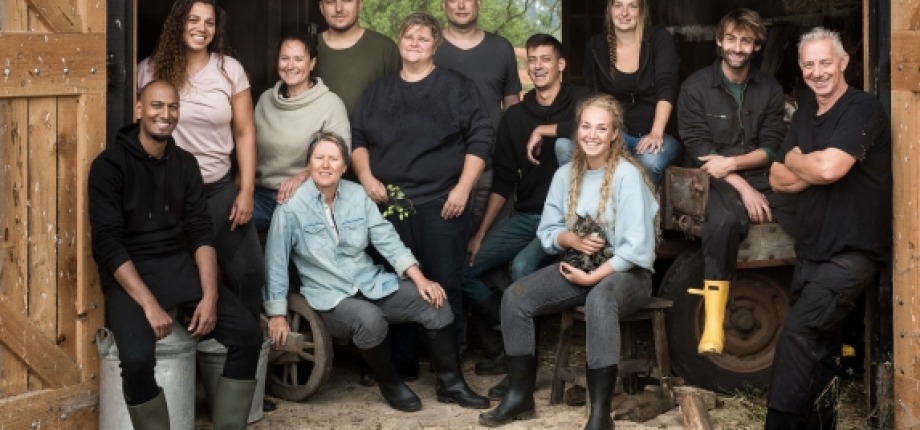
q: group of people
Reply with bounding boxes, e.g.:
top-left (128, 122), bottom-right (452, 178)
top-left (87, 0), bottom-right (891, 429)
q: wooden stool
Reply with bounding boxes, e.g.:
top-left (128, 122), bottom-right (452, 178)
top-left (549, 296), bottom-right (674, 405)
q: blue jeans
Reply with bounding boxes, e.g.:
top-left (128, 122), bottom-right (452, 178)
top-left (253, 186), bottom-right (278, 233)
top-left (501, 264), bottom-right (652, 368)
top-left (554, 132), bottom-right (681, 184)
top-left (461, 212), bottom-right (549, 303)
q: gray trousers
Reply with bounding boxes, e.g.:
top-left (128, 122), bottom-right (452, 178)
top-left (501, 263), bottom-right (652, 369)
top-left (319, 280), bottom-right (454, 349)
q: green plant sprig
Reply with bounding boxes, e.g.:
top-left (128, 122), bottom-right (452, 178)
top-left (380, 184), bottom-right (416, 221)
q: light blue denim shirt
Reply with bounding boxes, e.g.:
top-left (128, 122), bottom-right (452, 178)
top-left (263, 179), bottom-right (419, 314)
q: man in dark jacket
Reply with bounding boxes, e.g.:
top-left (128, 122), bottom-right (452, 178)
top-left (676, 9), bottom-right (795, 355)
top-left (461, 33), bottom-right (591, 397)
top-left (89, 80), bottom-right (262, 430)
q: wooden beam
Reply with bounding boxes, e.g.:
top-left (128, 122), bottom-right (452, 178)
top-left (0, 294), bottom-right (81, 387)
top-left (0, 98), bottom-right (30, 395)
top-left (74, 93), bottom-right (106, 379)
top-left (57, 97), bottom-right (80, 361)
top-left (0, 33), bottom-right (105, 99)
top-left (891, 30), bottom-right (920, 93)
top-left (0, 380), bottom-right (98, 430)
top-left (24, 0), bottom-right (83, 33)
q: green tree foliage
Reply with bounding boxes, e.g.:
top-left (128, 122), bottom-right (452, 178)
top-left (360, 0), bottom-right (561, 46)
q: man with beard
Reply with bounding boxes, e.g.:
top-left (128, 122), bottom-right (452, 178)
top-left (435, 0), bottom-right (522, 376)
top-left (314, 0), bottom-right (399, 115)
top-left (765, 28), bottom-right (890, 429)
top-left (89, 80), bottom-right (263, 428)
top-left (676, 8), bottom-right (795, 355)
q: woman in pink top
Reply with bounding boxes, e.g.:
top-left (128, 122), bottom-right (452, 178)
top-left (138, 0), bottom-right (264, 341)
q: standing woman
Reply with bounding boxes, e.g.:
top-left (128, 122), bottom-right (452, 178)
top-left (581, 0), bottom-right (680, 184)
top-left (252, 33), bottom-right (350, 232)
top-left (138, 1), bottom-right (264, 330)
top-left (480, 94), bottom-right (658, 430)
top-left (351, 12), bottom-right (493, 373)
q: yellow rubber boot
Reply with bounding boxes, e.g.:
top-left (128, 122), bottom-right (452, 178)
top-left (687, 280), bottom-right (730, 355)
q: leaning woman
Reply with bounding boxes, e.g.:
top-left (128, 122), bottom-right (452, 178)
top-left (480, 94), bottom-right (658, 430)
top-left (263, 132), bottom-right (489, 412)
top-left (252, 32), bottom-right (350, 232)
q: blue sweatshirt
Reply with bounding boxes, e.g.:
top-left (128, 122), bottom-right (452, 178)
top-left (538, 159), bottom-right (658, 273)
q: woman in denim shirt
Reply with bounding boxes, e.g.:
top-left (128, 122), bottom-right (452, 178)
top-left (263, 132), bottom-right (488, 413)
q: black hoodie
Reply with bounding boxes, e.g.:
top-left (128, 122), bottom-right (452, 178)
top-left (492, 84), bottom-right (592, 214)
top-left (89, 124), bottom-right (213, 279)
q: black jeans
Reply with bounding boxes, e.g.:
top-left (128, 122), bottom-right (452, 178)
top-left (204, 177), bottom-right (265, 321)
top-left (386, 197), bottom-right (472, 373)
top-left (701, 178), bottom-right (797, 280)
top-left (103, 251), bottom-right (263, 405)
top-left (767, 252), bottom-right (880, 419)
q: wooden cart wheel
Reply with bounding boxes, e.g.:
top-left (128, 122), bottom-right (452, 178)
top-left (265, 293), bottom-right (334, 401)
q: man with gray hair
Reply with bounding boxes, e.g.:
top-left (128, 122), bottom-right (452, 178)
top-left (766, 27), bottom-right (891, 429)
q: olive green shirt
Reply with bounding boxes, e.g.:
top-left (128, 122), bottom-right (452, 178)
top-left (315, 29), bottom-right (400, 116)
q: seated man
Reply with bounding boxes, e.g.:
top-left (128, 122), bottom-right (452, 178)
top-left (263, 132), bottom-right (488, 412)
top-left (676, 9), bottom-right (795, 354)
top-left (89, 80), bottom-right (263, 429)
top-left (461, 33), bottom-right (590, 386)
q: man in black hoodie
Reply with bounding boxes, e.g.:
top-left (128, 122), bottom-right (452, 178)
top-left (461, 34), bottom-right (591, 397)
top-left (89, 80), bottom-right (262, 429)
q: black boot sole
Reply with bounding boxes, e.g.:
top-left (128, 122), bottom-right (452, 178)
top-left (478, 408), bottom-right (536, 427)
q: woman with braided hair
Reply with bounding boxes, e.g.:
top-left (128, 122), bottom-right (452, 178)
top-left (580, 0), bottom-right (681, 184)
top-left (480, 94), bottom-right (659, 430)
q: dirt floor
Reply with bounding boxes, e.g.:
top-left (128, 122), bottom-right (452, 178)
top-left (193, 315), bottom-right (870, 429)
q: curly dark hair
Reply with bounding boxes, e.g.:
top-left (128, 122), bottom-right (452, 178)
top-left (150, 0), bottom-right (233, 92)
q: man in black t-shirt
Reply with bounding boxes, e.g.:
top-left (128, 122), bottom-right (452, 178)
top-left (766, 28), bottom-right (891, 429)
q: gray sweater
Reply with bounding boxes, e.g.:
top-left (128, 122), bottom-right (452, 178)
top-left (254, 78), bottom-right (350, 189)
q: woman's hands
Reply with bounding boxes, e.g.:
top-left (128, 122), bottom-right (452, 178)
top-left (636, 132), bottom-right (665, 154)
top-left (276, 171), bottom-right (309, 203)
top-left (229, 189), bottom-right (253, 231)
top-left (415, 278), bottom-right (447, 308)
top-left (558, 231), bottom-right (606, 255)
top-left (268, 315), bottom-right (291, 350)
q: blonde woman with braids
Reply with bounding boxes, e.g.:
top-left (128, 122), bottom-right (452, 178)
top-left (580, 0), bottom-right (680, 184)
top-left (480, 94), bottom-right (658, 430)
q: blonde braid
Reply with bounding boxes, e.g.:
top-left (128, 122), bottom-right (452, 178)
top-left (565, 149), bottom-right (587, 229)
top-left (606, 23), bottom-right (618, 80)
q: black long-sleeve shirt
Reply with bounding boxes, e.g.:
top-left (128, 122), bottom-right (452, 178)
top-left (89, 124), bottom-right (213, 277)
top-left (351, 67), bottom-right (493, 205)
top-left (492, 84), bottom-right (592, 214)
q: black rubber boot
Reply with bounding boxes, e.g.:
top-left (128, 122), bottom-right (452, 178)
top-left (765, 408), bottom-right (805, 430)
top-left (487, 375), bottom-right (509, 400)
top-left (478, 355), bottom-right (538, 427)
top-left (425, 325), bottom-right (490, 409)
top-left (585, 365), bottom-right (617, 430)
top-left (358, 340), bottom-right (422, 412)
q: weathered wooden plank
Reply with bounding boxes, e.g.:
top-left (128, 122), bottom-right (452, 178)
top-left (75, 92), bottom-right (106, 380)
top-left (26, 97), bottom-right (59, 391)
top-left (895, 376), bottom-right (920, 429)
top-left (25, 0), bottom-right (82, 33)
top-left (0, 98), bottom-right (30, 396)
top-left (1, 0), bottom-right (29, 32)
top-left (0, 33), bottom-right (106, 98)
top-left (891, 0), bottom-right (920, 32)
top-left (0, 380), bottom-right (97, 430)
top-left (77, 0), bottom-right (106, 33)
top-left (56, 97), bottom-right (79, 361)
top-left (891, 30), bottom-right (920, 93)
top-left (0, 293), bottom-right (81, 387)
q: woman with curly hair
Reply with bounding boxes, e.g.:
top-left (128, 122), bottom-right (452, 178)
top-left (480, 94), bottom-right (658, 430)
top-left (137, 0), bottom-right (263, 424)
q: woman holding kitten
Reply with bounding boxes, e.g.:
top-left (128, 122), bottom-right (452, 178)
top-left (480, 94), bottom-right (658, 430)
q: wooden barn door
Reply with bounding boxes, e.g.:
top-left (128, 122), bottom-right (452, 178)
top-left (892, 0), bottom-right (920, 427)
top-left (0, 0), bottom-right (106, 428)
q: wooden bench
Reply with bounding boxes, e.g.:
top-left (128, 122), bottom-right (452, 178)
top-left (549, 296), bottom-right (674, 405)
